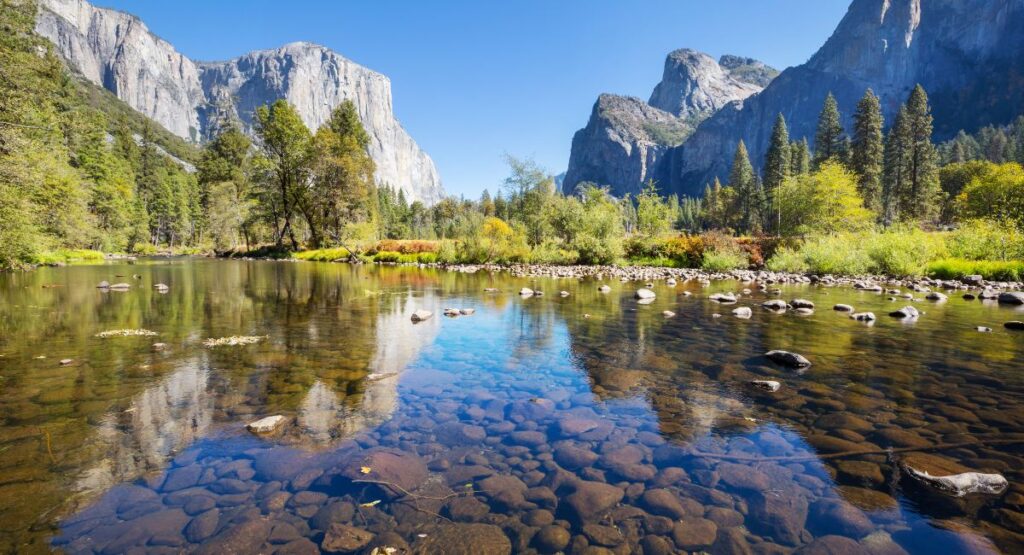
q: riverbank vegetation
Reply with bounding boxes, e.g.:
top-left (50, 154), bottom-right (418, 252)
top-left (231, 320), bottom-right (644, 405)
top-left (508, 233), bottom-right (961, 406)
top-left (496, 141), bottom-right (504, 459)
top-left (2, 0), bottom-right (1022, 279)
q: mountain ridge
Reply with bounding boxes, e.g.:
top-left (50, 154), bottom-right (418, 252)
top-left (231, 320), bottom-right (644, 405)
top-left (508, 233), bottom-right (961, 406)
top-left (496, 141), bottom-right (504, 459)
top-left (35, 0), bottom-right (445, 205)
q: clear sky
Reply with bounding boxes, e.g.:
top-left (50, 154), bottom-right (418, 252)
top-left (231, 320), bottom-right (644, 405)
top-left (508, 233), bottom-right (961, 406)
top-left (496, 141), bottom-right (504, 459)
top-left (97, 0), bottom-right (851, 198)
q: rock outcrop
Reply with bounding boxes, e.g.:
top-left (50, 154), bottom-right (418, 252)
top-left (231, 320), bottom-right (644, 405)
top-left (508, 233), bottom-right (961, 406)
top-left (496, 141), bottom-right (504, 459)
top-left (667, 0), bottom-right (1024, 197)
top-left (36, 0), bottom-right (444, 204)
top-left (563, 49), bottom-right (774, 196)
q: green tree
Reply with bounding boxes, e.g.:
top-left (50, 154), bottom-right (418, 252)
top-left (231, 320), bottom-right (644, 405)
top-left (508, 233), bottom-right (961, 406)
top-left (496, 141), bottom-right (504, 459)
top-left (882, 105), bottom-right (911, 225)
top-left (728, 140), bottom-right (759, 233)
top-left (305, 100), bottom-right (376, 247)
top-left (253, 100), bottom-right (312, 248)
top-left (813, 92), bottom-right (844, 167)
top-left (955, 162), bottom-right (1024, 228)
top-left (763, 113), bottom-right (791, 232)
top-left (790, 138), bottom-right (811, 175)
top-left (635, 180), bottom-right (672, 236)
top-left (903, 84), bottom-right (940, 221)
top-left (776, 162), bottom-right (874, 236)
top-left (850, 89), bottom-right (884, 211)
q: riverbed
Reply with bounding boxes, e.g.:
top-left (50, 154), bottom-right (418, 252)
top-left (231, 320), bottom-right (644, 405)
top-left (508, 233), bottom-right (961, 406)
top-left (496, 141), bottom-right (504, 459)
top-left (1, 258), bottom-right (1022, 553)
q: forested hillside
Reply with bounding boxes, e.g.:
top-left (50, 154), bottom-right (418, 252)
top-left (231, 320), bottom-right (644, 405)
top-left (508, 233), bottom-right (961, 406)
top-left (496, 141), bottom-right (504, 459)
top-left (0, 0), bottom-right (200, 268)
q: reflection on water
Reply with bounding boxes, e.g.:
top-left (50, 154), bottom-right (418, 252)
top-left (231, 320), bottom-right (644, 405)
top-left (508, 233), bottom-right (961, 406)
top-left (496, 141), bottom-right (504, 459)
top-left (0, 259), bottom-right (1023, 553)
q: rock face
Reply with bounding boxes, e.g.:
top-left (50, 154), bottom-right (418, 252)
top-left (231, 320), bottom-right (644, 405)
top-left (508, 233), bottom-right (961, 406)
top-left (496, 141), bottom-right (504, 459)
top-left (563, 50), bottom-right (774, 197)
top-left (36, 0), bottom-right (444, 205)
top-left (668, 0), bottom-right (1024, 197)
top-left (648, 49), bottom-right (766, 120)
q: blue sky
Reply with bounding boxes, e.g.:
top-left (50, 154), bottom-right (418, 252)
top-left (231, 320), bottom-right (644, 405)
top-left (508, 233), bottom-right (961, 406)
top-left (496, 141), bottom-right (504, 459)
top-left (99, 0), bottom-right (850, 198)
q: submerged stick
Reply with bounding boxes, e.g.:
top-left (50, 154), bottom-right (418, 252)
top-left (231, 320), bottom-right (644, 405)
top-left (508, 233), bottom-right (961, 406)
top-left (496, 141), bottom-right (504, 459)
top-left (687, 437), bottom-right (1024, 463)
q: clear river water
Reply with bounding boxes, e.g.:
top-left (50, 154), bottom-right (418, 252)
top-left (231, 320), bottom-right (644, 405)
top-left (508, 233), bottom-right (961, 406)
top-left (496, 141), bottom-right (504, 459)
top-left (1, 258), bottom-right (1023, 554)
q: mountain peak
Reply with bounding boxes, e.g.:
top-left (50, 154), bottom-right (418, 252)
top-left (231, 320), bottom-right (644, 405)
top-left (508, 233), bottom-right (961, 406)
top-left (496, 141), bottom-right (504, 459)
top-left (648, 48), bottom-right (766, 120)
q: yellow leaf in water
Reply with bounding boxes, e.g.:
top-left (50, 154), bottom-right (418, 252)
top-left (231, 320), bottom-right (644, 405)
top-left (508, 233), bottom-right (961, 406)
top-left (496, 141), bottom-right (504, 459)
top-left (360, 499), bottom-right (381, 507)
top-left (360, 466), bottom-right (372, 474)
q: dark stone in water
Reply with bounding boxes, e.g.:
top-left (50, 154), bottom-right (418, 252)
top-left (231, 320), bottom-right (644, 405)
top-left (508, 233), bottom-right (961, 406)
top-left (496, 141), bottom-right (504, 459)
top-left (765, 350), bottom-right (811, 369)
top-left (341, 449), bottom-right (428, 499)
top-left (533, 525), bottom-right (571, 553)
top-left (412, 523), bottom-right (511, 555)
top-left (748, 489), bottom-right (809, 546)
top-left (321, 523), bottom-right (374, 553)
top-left (1006, 321), bottom-right (1024, 330)
top-left (563, 481), bottom-right (624, 524)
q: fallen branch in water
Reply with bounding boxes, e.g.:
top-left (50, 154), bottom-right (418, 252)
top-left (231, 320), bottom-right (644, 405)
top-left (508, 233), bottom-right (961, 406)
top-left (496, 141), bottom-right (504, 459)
top-left (352, 479), bottom-right (473, 501)
top-left (40, 427), bottom-right (56, 464)
top-left (688, 437), bottom-right (1024, 463)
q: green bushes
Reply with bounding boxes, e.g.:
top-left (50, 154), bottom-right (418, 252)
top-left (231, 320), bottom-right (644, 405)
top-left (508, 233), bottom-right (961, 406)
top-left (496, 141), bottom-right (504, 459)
top-left (765, 228), bottom-right (947, 277)
top-left (29, 249), bottom-right (106, 266)
top-left (927, 258), bottom-right (1024, 281)
top-left (864, 228), bottom-right (946, 276)
top-left (945, 219), bottom-right (1024, 261)
top-left (701, 247), bottom-right (749, 272)
top-left (294, 247), bottom-right (350, 261)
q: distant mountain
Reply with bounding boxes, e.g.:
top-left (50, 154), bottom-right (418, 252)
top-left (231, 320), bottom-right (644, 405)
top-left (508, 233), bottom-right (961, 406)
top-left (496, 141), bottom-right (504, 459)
top-left (35, 0), bottom-right (444, 204)
top-left (562, 49), bottom-right (775, 196)
top-left (667, 0), bottom-right (1024, 197)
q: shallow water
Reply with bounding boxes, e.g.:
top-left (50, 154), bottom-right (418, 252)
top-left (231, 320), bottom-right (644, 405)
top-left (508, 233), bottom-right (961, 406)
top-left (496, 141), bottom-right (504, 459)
top-left (1, 259), bottom-right (1023, 554)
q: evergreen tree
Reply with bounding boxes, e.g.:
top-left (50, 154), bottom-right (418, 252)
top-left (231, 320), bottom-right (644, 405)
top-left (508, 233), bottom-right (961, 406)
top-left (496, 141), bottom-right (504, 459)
top-left (813, 92), bottom-right (844, 167)
top-left (790, 138), bottom-right (811, 175)
top-left (763, 113), bottom-right (790, 233)
top-left (904, 85), bottom-right (940, 221)
top-left (729, 140), bottom-right (758, 233)
top-left (882, 106), bottom-right (911, 225)
top-left (850, 89), bottom-right (884, 211)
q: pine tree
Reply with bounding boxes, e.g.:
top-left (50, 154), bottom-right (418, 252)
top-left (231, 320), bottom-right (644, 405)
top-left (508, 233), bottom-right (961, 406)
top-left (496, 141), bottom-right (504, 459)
top-left (729, 140), bottom-right (757, 233)
top-left (882, 106), bottom-right (911, 225)
top-left (813, 92), bottom-right (844, 168)
top-left (763, 114), bottom-right (790, 233)
top-left (790, 138), bottom-right (811, 175)
top-left (904, 85), bottom-right (940, 221)
top-left (850, 89), bottom-right (884, 212)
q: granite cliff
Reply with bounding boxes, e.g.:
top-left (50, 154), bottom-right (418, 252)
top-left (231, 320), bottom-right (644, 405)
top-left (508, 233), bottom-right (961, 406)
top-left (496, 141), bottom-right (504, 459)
top-left (36, 0), bottom-right (444, 204)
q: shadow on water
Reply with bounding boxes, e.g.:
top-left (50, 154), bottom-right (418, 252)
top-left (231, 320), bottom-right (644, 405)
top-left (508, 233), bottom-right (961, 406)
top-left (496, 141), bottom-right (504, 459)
top-left (0, 259), bottom-right (1022, 553)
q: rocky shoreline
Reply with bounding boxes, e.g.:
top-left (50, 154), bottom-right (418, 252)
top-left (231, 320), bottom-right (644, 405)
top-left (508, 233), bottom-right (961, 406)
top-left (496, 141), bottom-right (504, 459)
top-left (363, 261), bottom-right (1024, 293)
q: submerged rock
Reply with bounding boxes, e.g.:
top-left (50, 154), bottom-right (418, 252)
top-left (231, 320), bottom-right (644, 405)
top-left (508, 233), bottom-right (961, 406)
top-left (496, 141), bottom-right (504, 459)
top-left (519, 288), bottom-right (534, 296)
top-left (96, 281), bottom-right (110, 289)
top-left (443, 308), bottom-right (460, 317)
top-left (662, 310), bottom-right (676, 318)
top-left (850, 312), bottom-right (876, 322)
top-left (563, 481), bottom-right (623, 523)
top-left (833, 303), bottom-right (854, 312)
top-left (598, 285), bottom-right (611, 293)
top-left (154, 283), bottom-right (169, 292)
top-left (765, 350), bottom-right (811, 369)
top-left (411, 310), bottom-right (433, 322)
top-left (900, 453), bottom-right (1008, 496)
top-left (559, 290), bottom-right (570, 297)
top-left (1006, 321), bottom-right (1024, 330)
top-left (322, 523), bottom-right (374, 553)
top-left (709, 292), bottom-right (737, 303)
top-left (412, 523), bottom-right (511, 555)
top-left (925, 291), bottom-right (948, 301)
top-left (247, 415), bottom-right (286, 434)
top-left (732, 306), bottom-right (752, 319)
top-left (790, 299), bottom-right (814, 309)
top-left (751, 379), bottom-right (781, 392)
top-left (762, 299), bottom-right (788, 310)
